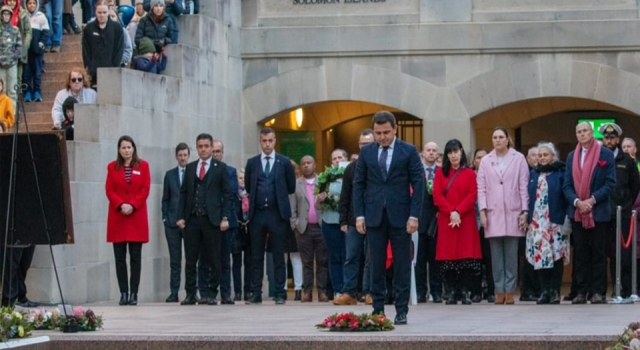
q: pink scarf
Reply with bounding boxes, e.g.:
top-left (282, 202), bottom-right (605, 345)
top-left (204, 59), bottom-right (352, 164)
top-left (571, 138), bottom-right (601, 229)
top-left (239, 188), bottom-right (249, 214)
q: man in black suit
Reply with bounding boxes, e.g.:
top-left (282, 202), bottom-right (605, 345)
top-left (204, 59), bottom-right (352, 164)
top-left (177, 133), bottom-right (233, 305)
top-left (353, 111), bottom-right (425, 325)
top-left (161, 142), bottom-right (190, 303)
top-left (244, 127), bottom-right (296, 305)
top-left (416, 141), bottom-right (443, 304)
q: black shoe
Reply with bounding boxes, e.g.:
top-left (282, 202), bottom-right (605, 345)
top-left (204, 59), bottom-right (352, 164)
top-left (571, 293), bottom-right (587, 305)
top-left (460, 291), bottom-right (472, 305)
top-left (274, 296), bottom-right (286, 305)
top-left (486, 294), bottom-right (496, 303)
top-left (445, 290), bottom-right (458, 305)
top-left (234, 294), bottom-right (242, 301)
top-left (432, 294), bottom-right (443, 303)
top-left (563, 292), bottom-right (576, 302)
top-left (549, 290), bottom-right (561, 304)
top-left (536, 291), bottom-right (550, 305)
top-left (119, 293), bottom-right (129, 306)
top-left (520, 293), bottom-right (537, 302)
top-left (471, 294), bottom-right (482, 303)
top-left (220, 298), bottom-right (235, 305)
top-left (165, 293), bottom-right (179, 303)
top-left (207, 297), bottom-right (218, 305)
top-left (394, 313), bottom-right (407, 325)
top-left (244, 292), bottom-right (253, 301)
top-left (16, 299), bottom-right (38, 308)
top-left (417, 295), bottom-right (427, 303)
top-left (246, 295), bottom-right (262, 305)
top-left (129, 293), bottom-right (138, 306)
top-left (590, 293), bottom-right (605, 304)
top-left (181, 294), bottom-right (198, 305)
top-left (294, 290), bottom-right (301, 301)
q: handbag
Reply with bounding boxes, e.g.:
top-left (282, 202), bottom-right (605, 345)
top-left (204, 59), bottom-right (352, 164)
top-left (426, 169), bottom-right (461, 238)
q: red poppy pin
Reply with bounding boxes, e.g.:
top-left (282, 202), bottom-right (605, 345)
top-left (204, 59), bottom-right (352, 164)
top-left (598, 160), bottom-right (606, 167)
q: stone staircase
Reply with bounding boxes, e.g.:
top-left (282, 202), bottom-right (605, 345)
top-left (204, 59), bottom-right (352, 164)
top-left (19, 33), bottom-right (83, 132)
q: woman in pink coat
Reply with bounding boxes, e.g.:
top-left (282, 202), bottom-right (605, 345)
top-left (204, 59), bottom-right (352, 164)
top-left (477, 127), bottom-right (529, 305)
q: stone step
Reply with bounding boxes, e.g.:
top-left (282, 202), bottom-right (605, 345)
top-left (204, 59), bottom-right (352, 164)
top-left (42, 70), bottom-right (75, 83)
top-left (17, 111), bottom-right (51, 125)
top-left (45, 61), bottom-right (85, 72)
top-left (43, 51), bottom-right (83, 62)
top-left (16, 122), bottom-right (53, 132)
top-left (23, 100), bottom-right (51, 113)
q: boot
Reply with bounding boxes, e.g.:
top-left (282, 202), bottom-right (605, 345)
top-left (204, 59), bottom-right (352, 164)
top-left (69, 14), bottom-right (82, 34)
top-left (460, 288), bottom-right (472, 305)
top-left (294, 290), bottom-right (301, 301)
top-left (62, 14), bottom-right (72, 35)
top-left (445, 289), bottom-right (458, 305)
top-left (119, 292), bottom-right (128, 306)
top-left (549, 290), bottom-right (561, 304)
top-left (494, 293), bottom-right (505, 305)
top-left (536, 291), bottom-right (550, 305)
top-left (128, 293), bottom-right (138, 306)
top-left (445, 271), bottom-right (459, 305)
top-left (505, 293), bottom-right (515, 305)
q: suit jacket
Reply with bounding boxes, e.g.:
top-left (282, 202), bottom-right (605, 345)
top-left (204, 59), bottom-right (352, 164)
top-left (245, 152), bottom-right (296, 221)
top-left (563, 145), bottom-right (616, 223)
top-left (226, 165), bottom-right (239, 229)
top-left (177, 158), bottom-right (233, 227)
top-left (290, 176), bottom-right (322, 234)
top-left (477, 148), bottom-right (529, 238)
top-left (418, 164), bottom-right (438, 233)
top-left (339, 161), bottom-right (356, 227)
top-left (161, 166), bottom-right (182, 228)
top-left (353, 139), bottom-right (425, 229)
top-left (105, 160), bottom-right (150, 243)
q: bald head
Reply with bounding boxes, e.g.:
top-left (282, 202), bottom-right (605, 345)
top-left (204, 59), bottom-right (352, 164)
top-left (300, 155), bottom-right (316, 179)
top-left (422, 142), bottom-right (438, 166)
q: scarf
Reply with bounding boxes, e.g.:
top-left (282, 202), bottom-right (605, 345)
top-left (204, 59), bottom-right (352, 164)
top-left (7, 0), bottom-right (19, 27)
top-left (536, 161), bottom-right (565, 174)
top-left (571, 138), bottom-right (601, 229)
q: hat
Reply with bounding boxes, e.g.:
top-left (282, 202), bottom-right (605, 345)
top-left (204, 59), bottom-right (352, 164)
top-left (137, 37), bottom-right (156, 55)
top-left (62, 96), bottom-right (77, 112)
top-left (599, 122), bottom-right (622, 138)
top-left (0, 5), bottom-right (12, 15)
top-left (149, 0), bottom-right (164, 7)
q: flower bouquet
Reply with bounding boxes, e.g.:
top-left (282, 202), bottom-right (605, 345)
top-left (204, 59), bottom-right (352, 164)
top-left (28, 308), bottom-right (59, 330)
top-left (29, 306), bottom-right (103, 332)
top-left (316, 312), bottom-right (395, 332)
top-left (0, 307), bottom-right (33, 341)
top-left (314, 166), bottom-right (345, 212)
top-left (608, 322), bottom-right (640, 349)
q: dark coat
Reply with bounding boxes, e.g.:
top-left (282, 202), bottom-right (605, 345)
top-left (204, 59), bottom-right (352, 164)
top-left (338, 161), bottom-right (356, 227)
top-left (135, 10), bottom-right (173, 48)
top-left (418, 164), bottom-right (437, 234)
top-left (528, 162), bottom-right (568, 225)
top-left (244, 153), bottom-right (296, 221)
top-left (353, 139), bottom-right (425, 229)
top-left (161, 166), bottom-right (181, 228)
top-left (143, 0), bottom-right (182, 43)
top-left (608, 147), bottom-right (640, 218)
top-left (82, 18), bottom-right (124, 77)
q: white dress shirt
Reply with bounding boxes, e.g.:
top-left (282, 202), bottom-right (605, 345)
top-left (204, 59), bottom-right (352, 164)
top-left (377, 137), bottom-right (396, 172)
top-left (261, 152), bottom-right (276, 173)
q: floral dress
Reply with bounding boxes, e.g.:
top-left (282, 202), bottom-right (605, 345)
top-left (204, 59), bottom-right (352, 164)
top-left (526, 173), bottom-right (570, 270)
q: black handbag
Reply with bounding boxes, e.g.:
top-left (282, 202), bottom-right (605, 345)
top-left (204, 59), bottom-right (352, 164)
top-left (426, 169), bottom-right (461, 238)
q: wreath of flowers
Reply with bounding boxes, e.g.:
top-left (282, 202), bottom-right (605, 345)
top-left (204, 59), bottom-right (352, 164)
top-left (29, 307), bottom-right (103, 332)
top-left (608, 321), bottom-right (640, 349)
top-left (314, 166), bottom-right (345, 212)
top-left (316, 312), bottom-right (394, 332)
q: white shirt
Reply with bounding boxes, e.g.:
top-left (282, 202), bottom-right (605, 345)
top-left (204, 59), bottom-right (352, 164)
top-left (261, 152), bottom-right (276, 173)
top-left (580, 147), bottom-right (587, 168)
top-left (197, 157), bottom-right (212, 177)
top-left (377, 138), bottom-right (396, 172)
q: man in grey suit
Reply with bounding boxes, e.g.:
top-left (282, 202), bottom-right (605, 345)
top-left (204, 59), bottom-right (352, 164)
top-left (161, 142), bottom-right (190, 302)
top-left (353, 111), bottom-right (425, 325)
top-left (290, 155), bottom-right (328, 302)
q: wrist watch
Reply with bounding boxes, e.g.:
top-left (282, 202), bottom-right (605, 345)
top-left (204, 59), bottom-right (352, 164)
top-left (222, 217), bottom-right (228, 221)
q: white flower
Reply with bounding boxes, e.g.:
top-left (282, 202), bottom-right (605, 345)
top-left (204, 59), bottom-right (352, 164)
top-left (630, 338), bottom-right (640, 350)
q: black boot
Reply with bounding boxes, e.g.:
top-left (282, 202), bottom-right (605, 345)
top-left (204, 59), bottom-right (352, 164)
top-left (62, 14), bottom-right (71, 35)
top-left (460, 288), bottom-right (472, 305)
top-left (69, 14), bottom-right (82, 34)
top-left (294, 290), bottom-right (301, 301)
top-left (536, 291), bottom-right (550, 305)
top-left (119, 292), bottom-right (128, 305)
top-left (129, 293), bottom-right (138, 306)
top-left (549, 290), bottom-right (560, 304)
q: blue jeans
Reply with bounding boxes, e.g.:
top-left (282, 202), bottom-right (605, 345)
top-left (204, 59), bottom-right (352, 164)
top-left (321, 222), bottom-right (345, 294)
top-left (23, 54), bottom-right (43, 94)
top-left (342, 225), bottom-right (369, 296)
top-left (80, 0), bottom-right (95, 24)
top-left (46, 0), bottom-right (63, 46)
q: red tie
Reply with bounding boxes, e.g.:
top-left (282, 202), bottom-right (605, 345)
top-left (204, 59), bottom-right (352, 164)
top-left (199, 162), bottom-right (206, 180)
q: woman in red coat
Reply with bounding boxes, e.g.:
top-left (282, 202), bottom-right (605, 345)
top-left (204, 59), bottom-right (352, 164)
top-left (105, 135), bottom-right (150, 306)
top-left (432, 139), bottom-right (482, 305)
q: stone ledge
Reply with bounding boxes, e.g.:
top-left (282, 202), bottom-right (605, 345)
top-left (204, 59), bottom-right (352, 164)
top-left (473, 9), bottom-right (637, 22)
top-left (177, 14), bottom-right (240, 57)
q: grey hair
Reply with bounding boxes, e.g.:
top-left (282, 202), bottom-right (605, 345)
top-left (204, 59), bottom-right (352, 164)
top-left (537, 141), bottom-right (558, 159)
top-left (623, 137), bottom-right (637, 147)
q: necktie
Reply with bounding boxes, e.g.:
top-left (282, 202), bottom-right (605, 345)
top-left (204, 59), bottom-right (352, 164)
top-left (379, 147), bottom-right (388, 179)
top-left (264, 156), bottom-right (271, 177)
top-left (426, 167), bottom-right (433, 181)
top-left (180, 168), bottom-right (184, 186)
top-left (199, 162), bottom-right (206, 180)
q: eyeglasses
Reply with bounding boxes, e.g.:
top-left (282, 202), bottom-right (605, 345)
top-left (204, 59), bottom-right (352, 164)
top-left (71, 77), bottom-right (83, 83)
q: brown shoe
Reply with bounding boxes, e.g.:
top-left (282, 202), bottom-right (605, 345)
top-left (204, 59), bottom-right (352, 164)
top-left (333, 293), bottom-right (357, 305)
top-left (494, 293), bottom-right (505, 305)
top-left (365, 294), bottom-right (373, 305)
top-left (301, 293), bottom-right (312, 302)
top-left (318, 293), bottom-right (329, 302)
top-left (505, 293), bottom-right (515, 305)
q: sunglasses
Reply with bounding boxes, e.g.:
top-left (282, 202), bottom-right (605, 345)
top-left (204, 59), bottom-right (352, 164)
top-left (71, 77), bottom-right (83, 83)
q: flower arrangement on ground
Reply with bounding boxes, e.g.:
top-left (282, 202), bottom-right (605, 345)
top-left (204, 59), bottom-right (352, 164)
top-left (316, 312), bottom-right (395, 332)
top-left (314, 165), bottom-right (345, 212)
top-left (29, 307), bottom-right (103, 332)
top-left (608, 321), bottom-right (640, 350)
top-left (0, 307), bottom-right (33, 341)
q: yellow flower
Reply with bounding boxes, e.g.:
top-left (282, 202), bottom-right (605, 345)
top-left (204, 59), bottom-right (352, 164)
top-left (12, 312), bottom-right (22, 320)
top-left (18, 326), bottom-right (24, 337)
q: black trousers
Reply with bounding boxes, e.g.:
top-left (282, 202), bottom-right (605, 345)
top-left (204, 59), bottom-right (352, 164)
top-left (249, 209), bottom-right (287, 298)
top-left (164, 225), bottom-right (183, 294)
top-left (536, 260), bottom-right (564, 293)
top-left (1, 245), bottom-right (35, 305)
top-left (233, 222), bottom-right (252, 295)
top-left (415, 229), bottom-right (441, 298)
top-left (368, 210), bottom-right (412, 315)
top-left (519, 237), bottom-right (540, 296)
top-left (186, 215), bottom-right (222, 298)
top-left (113, 242), bottom-right (142, 294)
top-left (472, 229), bottom-right (494, 297)
top-left (572, 221), bottom-right (608, 295)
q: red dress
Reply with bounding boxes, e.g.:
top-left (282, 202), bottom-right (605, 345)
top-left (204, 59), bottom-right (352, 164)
top-left (105, 160), bottom-right (151, 243)
top-left (432, 167), bottom-right (482, 262)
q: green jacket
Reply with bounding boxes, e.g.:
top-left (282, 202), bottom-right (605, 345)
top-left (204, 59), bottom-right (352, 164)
top-left (18, 7), bottom-right (32, 63)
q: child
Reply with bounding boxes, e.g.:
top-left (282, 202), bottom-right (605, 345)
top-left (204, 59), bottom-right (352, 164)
top-left (23, 0), bottom-right (48, 102)
top-left (131, 36), bottom-right (166, 74)
top-left (0, 78), bottom-right (15, 132)
top-left (0, 6), bottom-right (21, 110)
top-left (61, 96), bottom-right (75, 140)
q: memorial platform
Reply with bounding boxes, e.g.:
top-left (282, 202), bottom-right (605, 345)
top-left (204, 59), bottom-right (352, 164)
top-left (24, 297), bottom-right (639, 350)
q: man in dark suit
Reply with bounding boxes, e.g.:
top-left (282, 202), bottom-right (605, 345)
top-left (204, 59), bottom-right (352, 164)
top-left (177, 133), bottom-right (233, 305)
top-left (416, 141), bottom-right (443, 304)
top-left (197, 139), bottom-right (239, 304)
top-left (353, 111), bottom-right (425, 325)
top-left (161, 142), bottom-right (190, 302)
top-left (244, 127), bottom-right (296, 305)
top-left (563, 121), bottom-right (616, 305)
